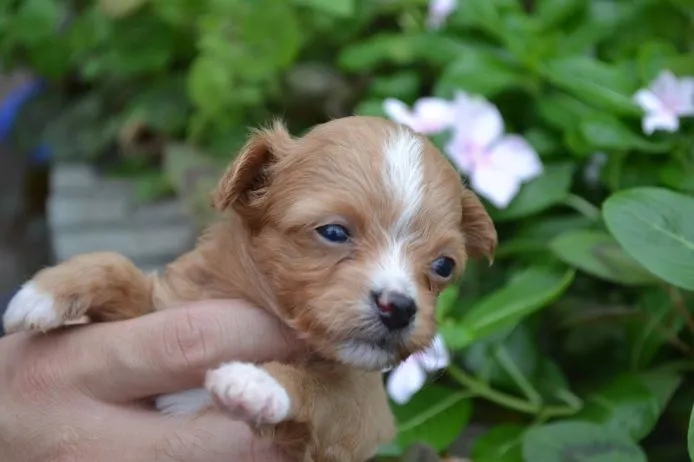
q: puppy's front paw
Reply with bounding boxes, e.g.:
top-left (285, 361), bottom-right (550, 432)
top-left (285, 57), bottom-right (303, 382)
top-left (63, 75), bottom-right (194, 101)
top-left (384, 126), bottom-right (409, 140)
top-left (4, 283), bottom-right (63, 334)
top-left (205, 362), bottom-right (291, 426)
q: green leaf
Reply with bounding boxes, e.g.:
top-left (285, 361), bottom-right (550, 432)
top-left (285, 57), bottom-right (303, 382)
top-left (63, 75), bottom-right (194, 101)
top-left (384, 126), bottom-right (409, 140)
top-left (688, 403), bottom-right (694, 461)
top-left (98, 0), bottom-right (148, 18)
top-left (10, 0), bottom-right (62, 45)
top-left (293, 0), bottom-right (354, 16)
top-left (523, 421), bottom-right (647, 462)
top-left (535, 0), bottom-right (585, 30)
top-left (391, 385), bottom-right (472, 451)
top-left (354, 99), bottom-right (387, 118)
top-left (187, 56), bottom-right (233, 116)
top-left (121, 76), bottom-right (192, 134)
top-left (533, 358), bottom-right (582, 408)
top-left (472, 424), bottom-right (525, 462)
top-left (541, 57), bottom-right (640, 116)
top-left (434, 46), bottom-right (526, 98)
top-left (524, 128), bottom-right (561, 158)
top-left (603, 187), bottom-right (694, 291)
top-left (626, 291), bottom-right (684, 370)
top-left (659, 162), bottom-right (694, 194)
top-left (516, 215), bottom-right (595, 241)
top-left (435, 285), bottom-right (460, 321)
top-left (463, 324), bottom-right (540, 398)
top-left (580, 116), bottom-right (672, 153)
top-left (550, 230), bottom-right (658, 285)
top-left (370, 72), bottom-right (420, 100)
top-left (338, 33), bottom-right (467, 72)
top-left (492, 163), bottom-right (575, 222)
top-left (577, 371), bottom-right (682, 441)
top-left (536, 92), bottom-right (603, 134)
top-left (444, 266), bottom-right (574, 348)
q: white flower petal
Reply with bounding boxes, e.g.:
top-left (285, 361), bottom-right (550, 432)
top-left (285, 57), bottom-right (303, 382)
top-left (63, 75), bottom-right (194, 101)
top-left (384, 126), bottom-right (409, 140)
top-left (383, 98), bottom-right (415, 127)
top-left (471, 165), bottom-right (523, 209)
top-left (417, 334), bottom-right (450, 371)
top-left (444, 132), bottom-right (477, 174)
top-left (488, 135), bottom-right (543, 182)
top-left (676, 76), bottom-right (694, 115)
top-left (386, 358), bottom-right (426, 405)
top-left (426, 0), bottom-right (458, 29)
top-left (651, 70), bottom-right (680, 103)
top-left (452, 96), bottom-right (505, 150)
top-left (412, 97), bottom-right (455, 133)
top-left (643, 111), bottom-right (679, 135)
top-left (633, 89), bottom-right (664, 113)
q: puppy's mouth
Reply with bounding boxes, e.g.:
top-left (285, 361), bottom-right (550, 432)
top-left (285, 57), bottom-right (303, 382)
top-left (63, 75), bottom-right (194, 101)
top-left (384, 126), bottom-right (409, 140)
top-left (335, 334), bottom-right (409, 371)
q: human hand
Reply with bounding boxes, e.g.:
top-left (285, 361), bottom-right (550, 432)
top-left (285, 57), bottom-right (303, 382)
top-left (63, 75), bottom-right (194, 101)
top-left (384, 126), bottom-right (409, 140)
top-left (0, 300), bottom-right (304, 462)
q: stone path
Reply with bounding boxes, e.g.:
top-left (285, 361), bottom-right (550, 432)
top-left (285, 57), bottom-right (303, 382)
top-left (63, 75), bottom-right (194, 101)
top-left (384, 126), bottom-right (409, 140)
top-left (48, 164), bottom-right (196, 273)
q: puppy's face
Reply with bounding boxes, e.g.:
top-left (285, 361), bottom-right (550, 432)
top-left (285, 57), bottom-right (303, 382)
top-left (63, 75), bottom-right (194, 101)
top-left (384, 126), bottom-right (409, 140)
top-left (214, 117), bottom-right (497, 370)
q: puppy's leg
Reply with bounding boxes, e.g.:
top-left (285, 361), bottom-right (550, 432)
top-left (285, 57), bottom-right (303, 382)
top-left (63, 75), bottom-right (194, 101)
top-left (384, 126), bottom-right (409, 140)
top-left (205, 361), bottom-right (395, 461)
top-left (3, 252), bottom-right (154, 334)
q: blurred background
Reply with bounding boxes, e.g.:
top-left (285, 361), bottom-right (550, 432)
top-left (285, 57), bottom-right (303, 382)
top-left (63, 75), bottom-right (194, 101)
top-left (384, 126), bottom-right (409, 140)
top-left (1, 0), bottom-right (694, 461)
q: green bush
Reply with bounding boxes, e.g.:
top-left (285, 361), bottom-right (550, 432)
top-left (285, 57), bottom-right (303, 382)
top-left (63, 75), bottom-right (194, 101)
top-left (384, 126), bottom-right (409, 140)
top-left (4, 0), bottom-right (694, 460)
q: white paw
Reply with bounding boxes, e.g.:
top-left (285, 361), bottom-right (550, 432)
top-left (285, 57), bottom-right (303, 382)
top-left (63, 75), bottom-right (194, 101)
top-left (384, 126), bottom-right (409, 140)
top-left (205, 362), bottom-right (290, 426)
top-left (3, 283), bottom-right (61, 334)
top-left (156, 388), bottom-right (214, 415)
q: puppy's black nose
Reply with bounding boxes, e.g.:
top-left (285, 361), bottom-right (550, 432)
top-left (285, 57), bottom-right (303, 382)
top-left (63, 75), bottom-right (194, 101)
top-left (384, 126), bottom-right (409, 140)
top-left (372, 290), bottom-right (417, 330)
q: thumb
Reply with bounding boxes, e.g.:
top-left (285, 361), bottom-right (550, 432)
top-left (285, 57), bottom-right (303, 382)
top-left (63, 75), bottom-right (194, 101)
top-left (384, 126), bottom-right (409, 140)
top-left (64, 300), bottom-right (305, 402)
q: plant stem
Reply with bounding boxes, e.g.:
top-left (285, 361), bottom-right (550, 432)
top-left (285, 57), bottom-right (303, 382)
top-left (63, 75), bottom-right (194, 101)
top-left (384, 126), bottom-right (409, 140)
top-left (447, 364), bottom-right (581, 419)
top-left (666, 285), bottom-right (694, 336)
top-left (448, 364), bottom-right (537, 413)
top-left (562, 193), bottom-right (601, 221)
top-left (494, 348), bottom-right (543, 407)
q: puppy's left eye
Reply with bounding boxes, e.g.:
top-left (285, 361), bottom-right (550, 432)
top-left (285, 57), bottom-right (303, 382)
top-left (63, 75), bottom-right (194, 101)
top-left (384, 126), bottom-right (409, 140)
top-left (431, 257), bottom-right (455, 278)
top-left (316, 224), bottom-right (351, 243)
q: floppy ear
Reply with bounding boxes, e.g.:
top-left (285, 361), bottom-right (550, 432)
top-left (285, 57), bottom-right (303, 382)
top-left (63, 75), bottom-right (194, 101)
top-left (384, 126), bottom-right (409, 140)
top-left (212, 120), bottom-right (292, 216)
top-left (461, 188), bottom-right (497, 264)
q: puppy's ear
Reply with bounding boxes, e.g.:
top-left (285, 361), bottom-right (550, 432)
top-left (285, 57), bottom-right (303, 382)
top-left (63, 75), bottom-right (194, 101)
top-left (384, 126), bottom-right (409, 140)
top-left (212, 120), bottom-right (292, 214)
top-left (461, 188), bottom-right (497, 264)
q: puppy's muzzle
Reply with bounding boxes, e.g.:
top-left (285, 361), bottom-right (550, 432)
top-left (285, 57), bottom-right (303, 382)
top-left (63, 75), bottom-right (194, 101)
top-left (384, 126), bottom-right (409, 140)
top-left (371, 289), bottom-right (416, 331)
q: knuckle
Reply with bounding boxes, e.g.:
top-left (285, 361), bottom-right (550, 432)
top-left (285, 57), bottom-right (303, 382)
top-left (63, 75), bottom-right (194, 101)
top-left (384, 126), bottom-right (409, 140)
top-left (160, 309), bottom-right (217, 374)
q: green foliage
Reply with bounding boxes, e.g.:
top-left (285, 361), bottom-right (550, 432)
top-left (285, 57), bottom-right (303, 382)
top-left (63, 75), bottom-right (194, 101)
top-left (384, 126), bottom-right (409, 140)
top-left (390, 385), bottom-right (472, 452)
top-left (522, 421), bottom-right (648, 462)
top-left (337, 0), bottom-right (694, 460)
top-left (604, 187), bottom-right (694, 291)
top-left (6, 0), bottom-right (694, 460)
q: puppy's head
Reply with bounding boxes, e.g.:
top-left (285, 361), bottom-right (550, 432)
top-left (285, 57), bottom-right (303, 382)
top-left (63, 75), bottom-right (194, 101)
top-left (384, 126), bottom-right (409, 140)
top-left (213, 116), bottom-right (497, 370)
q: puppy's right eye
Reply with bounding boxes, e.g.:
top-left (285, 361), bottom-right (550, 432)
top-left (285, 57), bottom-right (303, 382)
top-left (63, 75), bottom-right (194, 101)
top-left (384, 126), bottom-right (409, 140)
top-left (315, 224), bottom-right (351, 243)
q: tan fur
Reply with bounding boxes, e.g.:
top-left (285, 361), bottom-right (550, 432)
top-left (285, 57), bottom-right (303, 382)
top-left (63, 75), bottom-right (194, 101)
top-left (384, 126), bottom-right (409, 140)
top-left (7, 116), bottom-right (496, 461)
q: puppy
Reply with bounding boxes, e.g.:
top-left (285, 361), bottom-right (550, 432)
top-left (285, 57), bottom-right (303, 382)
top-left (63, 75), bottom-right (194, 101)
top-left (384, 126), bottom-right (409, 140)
top-left (3, 116), bottom-right (496, 461)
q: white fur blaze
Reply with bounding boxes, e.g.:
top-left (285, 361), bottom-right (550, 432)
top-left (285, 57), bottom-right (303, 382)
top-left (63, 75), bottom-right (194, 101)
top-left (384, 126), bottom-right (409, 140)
top-left (156, 388), bottom-right (214, 415)
top-left (382, 126), bottom-right (424, 236)
top-left (205, 362), bottom-right (291, 426)
top-left (3, 282), bottom-right (61, 334)
top-left (370, 239), bottom-right (417, 299)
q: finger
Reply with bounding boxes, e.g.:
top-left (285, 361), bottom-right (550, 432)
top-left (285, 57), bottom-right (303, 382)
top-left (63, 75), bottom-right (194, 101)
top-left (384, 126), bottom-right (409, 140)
top-left (145, 411), bottom-right (291, 462)
top-left (61, 300), bottom-right (306, 401)
top-left (80, 406), bottom-right (290, 462)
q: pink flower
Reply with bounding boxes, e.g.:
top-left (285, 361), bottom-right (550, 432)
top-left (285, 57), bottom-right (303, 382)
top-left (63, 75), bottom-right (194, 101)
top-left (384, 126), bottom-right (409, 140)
top-left (386, 334), bottom-right (449, 404)
top-left (634, 70), bottom-right (694, 135)
top-left (383, 97), bottom-right (455, 135)
top-left (444, 92), bottom-right (543, 208)
top-left (427, 0), bottom-right (458, 30)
